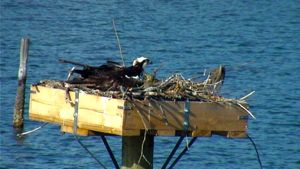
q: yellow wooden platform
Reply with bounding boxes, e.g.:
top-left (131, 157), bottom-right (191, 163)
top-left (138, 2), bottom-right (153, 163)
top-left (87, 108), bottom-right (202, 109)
top-left (29, 85), bottom-right (249, 138)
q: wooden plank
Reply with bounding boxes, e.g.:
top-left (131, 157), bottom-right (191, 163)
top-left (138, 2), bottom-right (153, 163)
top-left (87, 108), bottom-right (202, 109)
top-left (122, 130), bottom-right (141, 136)
top-left (30, 114), bottom-right (61, 124)
top-left (60, 125), bottom-right (89, 136)
top-left (124, 100), bottom-right (248, 132)
top-left (29, 85), bottom-right (125, 135)
top-left (29, 85), bottom-right (249, 138)
top-left (227, 131), bottom-right (247, 138)
top-left (157, 130), bottom-right (176, 136)
top-left (191, 130), bottom-right (212, 137)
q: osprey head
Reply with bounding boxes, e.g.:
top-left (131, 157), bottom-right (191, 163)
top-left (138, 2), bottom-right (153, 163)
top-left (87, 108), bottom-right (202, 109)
top-left (132, 56), bottom-right (151, 68)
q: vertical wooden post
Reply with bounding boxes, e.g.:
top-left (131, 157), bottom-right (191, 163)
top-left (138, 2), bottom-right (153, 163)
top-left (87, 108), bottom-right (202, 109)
top-left (122, 134), bottom-right (154, 169)
top-left (13, 37), bottom-right (29, 128)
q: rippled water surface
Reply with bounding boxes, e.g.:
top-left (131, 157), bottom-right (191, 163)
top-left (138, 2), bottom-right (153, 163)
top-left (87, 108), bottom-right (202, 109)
top-left (1, 1), bottom-right (299, 168)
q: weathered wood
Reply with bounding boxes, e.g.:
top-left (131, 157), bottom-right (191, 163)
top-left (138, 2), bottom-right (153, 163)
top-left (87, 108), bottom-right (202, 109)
top-left (13, 38), bottom-right (29, 128)
top-left (61, 125), bottom-right (89, 136)
top-left (124, 99), bottom-right (248, 133)
top-left (29, 85), bottom-right (249, 138)
top-left (122, 134), bottom-right (154, 169)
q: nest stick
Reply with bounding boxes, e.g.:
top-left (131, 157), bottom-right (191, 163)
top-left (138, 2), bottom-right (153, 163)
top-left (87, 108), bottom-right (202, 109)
top-left (240, 91), bottom-right (255, 100)
top-left (112, 19), bottom-right (125, 67)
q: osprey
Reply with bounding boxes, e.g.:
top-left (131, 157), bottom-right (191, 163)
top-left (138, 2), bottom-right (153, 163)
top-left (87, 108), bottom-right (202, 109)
top-left (59, 56), bottom-right (151, 89)
top-left (125, 56), bottom-right (151, 78)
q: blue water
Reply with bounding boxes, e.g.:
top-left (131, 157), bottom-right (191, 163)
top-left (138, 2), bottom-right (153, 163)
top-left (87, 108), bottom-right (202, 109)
top-left (1, 1), bottom-right (299, 168)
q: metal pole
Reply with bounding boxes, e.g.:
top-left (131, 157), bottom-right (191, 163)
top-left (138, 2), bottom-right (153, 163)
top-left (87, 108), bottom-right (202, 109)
top-left (161, 136), bottom-right (184, 169)
top-left (101, 135), bottom-right (120, 169)
top-left (168, 137), bottom-right (198, 169)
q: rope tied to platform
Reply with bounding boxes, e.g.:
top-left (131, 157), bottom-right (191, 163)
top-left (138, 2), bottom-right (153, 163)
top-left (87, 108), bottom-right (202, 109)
top-left (247, 134), bottom-right (263, 169)
top-left (16, 122), bottom-right (48, 137)
top-left (129, 100), bottom-right (152, 166)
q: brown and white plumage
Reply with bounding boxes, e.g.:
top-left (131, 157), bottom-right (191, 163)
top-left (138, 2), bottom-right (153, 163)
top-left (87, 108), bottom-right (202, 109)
top-left (60, 57), bottom-right (151, 90)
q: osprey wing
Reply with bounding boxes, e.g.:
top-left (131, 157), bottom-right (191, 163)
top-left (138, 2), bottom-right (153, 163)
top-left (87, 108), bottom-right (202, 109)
top-left (106, 60), bottom-right (123, 68)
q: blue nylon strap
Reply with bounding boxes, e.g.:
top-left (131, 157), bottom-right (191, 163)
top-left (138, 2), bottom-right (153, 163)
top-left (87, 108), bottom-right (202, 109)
top-left (73, 88), bottom-right (80, 134)
top-left (183, 99), bottom-right (190, 131)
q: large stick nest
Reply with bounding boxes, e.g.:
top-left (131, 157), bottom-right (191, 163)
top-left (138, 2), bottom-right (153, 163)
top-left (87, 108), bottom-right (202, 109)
top-left (35, 65), bottom-right (235, 102)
